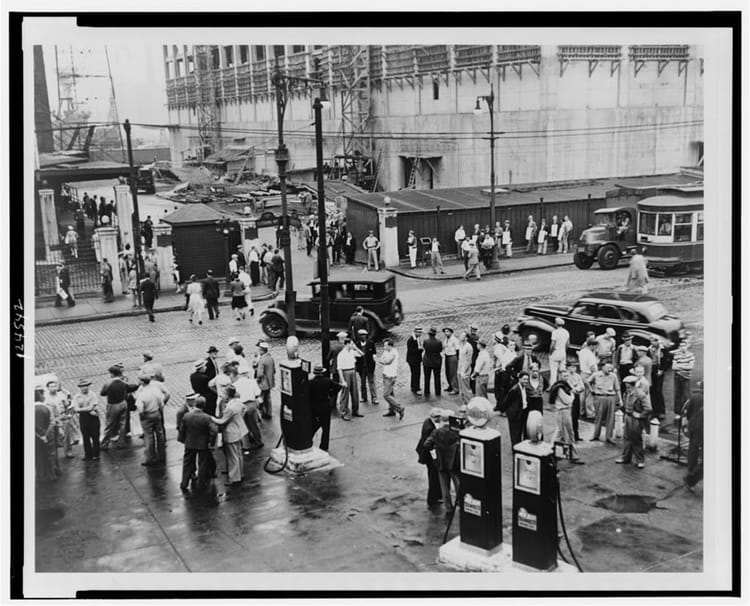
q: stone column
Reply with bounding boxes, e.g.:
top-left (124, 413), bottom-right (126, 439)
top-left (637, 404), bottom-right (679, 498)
top-left (152, 223), bottom-right (174, 292)
top-left (39, 188), bottom-right (59, 260)
top-left (113, 184), bottom-right (135, 252)
top-left (95, 227), bottom-right (122, 296)
top-left (378, 201), bottom-right (400, 268)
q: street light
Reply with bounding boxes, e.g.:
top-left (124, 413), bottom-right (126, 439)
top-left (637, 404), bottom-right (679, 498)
top-left (474, 84), bottom-right (499, 268)
top-left (214, 217), bottom-right (237, 290)
top-left (313, 80), bottom-right (331, 369)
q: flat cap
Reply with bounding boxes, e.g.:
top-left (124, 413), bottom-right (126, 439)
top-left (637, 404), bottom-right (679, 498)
top-left (336, 331), bottom-right (348, 338)
top-left (137, 370), bottom-right (152, 380)
top-left (185, 392), bottom-right (198, 400)
top-left (623, 333), bottom-right (633, 340)
top-left (428, 327), bottom-right (437, 335)
top-left (258, 341), bottom-right (270, 350)
top-left (142, 351), bottom-right (154, 359)
top-left (606, 328), bottom-right (616, 337)
top-left (77, 378), bottom-right (92, 387)
top-left (227, 337), bottom-right (240, 346)
top-left (623, 375), bottom-right (638, 384)
top-left (555, 318), bottom-right (565, 326)
top-left (108, 365), bottom-right (122, 374)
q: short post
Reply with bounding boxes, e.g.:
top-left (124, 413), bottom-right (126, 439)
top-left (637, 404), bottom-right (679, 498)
top-left (95, 227), bottom-right (123, 296)
top-left (113, 184), bottom-right (135, 252)
top-left (648, 417), bottom-right (660, 450)
top-left (39, 188), bottom-right (59, 260)
top-left (378, 201), bottom-right (399, 268)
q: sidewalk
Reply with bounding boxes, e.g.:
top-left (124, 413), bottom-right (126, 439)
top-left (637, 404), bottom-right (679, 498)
top-left (35, 284), bottom-right (275, 327)
top-left (388, 247), bottom-right (573, 280)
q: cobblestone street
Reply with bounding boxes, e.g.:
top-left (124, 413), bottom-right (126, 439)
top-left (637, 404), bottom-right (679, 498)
top-left (32, 268), bottom-right (704, 575)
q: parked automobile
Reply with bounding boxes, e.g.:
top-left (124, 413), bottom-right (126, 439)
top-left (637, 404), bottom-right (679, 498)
top-left (259, 270), bottom-right (404, 340)
top-left (516, 291), bottom-right (685, 351)
top-left (573, 207), bottom-right (638, 270)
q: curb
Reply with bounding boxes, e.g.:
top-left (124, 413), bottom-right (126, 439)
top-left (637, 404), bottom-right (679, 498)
top-left (388, 259), bottom-right (574, 280)
top-left (35, 292), bottom-right (277, 327)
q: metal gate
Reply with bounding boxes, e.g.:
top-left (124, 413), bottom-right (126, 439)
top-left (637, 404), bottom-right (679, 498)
top-left (35, 240), bottom-right (103, 297)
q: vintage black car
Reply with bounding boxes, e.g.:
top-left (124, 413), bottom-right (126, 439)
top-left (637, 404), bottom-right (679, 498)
top-left (259, 270), bottom-right (404, 340)
top-left (516, 292), bottom-right (685, 351)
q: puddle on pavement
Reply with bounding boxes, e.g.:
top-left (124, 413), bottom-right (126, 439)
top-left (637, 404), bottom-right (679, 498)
top-left (594, 494), bottom-right (659, 514)
top-left (36, 503), bottom-right (66, 533)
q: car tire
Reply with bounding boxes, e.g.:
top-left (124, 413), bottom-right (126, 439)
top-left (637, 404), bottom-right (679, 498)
top-left (392, 300), bottom-right (403, 325)
top-left (573, 252), bottom-right (595, 269)
top-left (597, 245), bottom-right (620, 270)
top-left (261, 315), bottom-right (288, 339)
top-left (520, 328), bottom-right (549, 352)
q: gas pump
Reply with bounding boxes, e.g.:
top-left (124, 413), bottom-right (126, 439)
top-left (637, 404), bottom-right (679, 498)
top-left (457, 397), bottom-right (503, 554)
top-left (266, 337), bottom-right (332, 474)
top-left (512, 410), bottom-right (558, 570)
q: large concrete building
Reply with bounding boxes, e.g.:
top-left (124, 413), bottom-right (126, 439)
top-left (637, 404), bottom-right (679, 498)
top-left (163, 44), bottom-right (703, 192)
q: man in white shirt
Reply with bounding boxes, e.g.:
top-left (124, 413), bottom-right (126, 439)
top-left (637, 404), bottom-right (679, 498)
top-left (552, 369), bottom-right (584, 464)
top-left (471, 341), bottom-right (492, 398)
top-left (560, 216), bottom-right (573, 253)
top-left (134, 371), bottom-right (167, 467)
top-left (501, 219), bottom-right (512, 257)
top-left (577, 337), bottom-right (599, 419)
top-left (233, 361), bottom-right (263, 451)
top-left (337, 339), bottom-right (363, 420)
top-left (457, 332), bottom-right (475, 405)
top-left (430, 237), bottom-right (445, 274)
top-left (362, 230), bottom-right (381, 271)
top-left (454, 225), bottom-right (466, 261)
top-left (237, 266), bottom-right (254, 313)
top-left (379, 340), bottom-right (404, 419)
top-left (407, 230), bottom-right (418, 269)
top-left (491, 328), bottom-right (513, 410)
top-left (442, 327), bottom-right (460, 394)
top-left (549, 317), bottom-right (570, 385)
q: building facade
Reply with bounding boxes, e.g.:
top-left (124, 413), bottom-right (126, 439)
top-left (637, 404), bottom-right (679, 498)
top-left (163, 44), bottom-right (704, 192)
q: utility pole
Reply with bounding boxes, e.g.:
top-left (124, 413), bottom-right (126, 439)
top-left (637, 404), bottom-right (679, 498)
top-left (123, 119), bottom-right (144, 305)
top-left (314, 94), bottom-right (330, 368)
top-left (475, 83), bottom-right (501, 268)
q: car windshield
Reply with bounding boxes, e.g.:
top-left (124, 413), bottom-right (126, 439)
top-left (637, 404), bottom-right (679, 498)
top-left (594, 212), bottom-right (616, 226)
top-left (644, 302), bottom-right (671, 321)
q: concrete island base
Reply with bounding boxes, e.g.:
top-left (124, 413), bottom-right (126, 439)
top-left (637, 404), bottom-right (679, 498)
top-left (269, 445), bottom-right (342, 474)
top-left (438, 538), bottom-right (579, 573)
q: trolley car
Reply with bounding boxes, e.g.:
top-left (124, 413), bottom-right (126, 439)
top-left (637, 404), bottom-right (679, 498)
top-left (636, 193), bottom-right (704, 274)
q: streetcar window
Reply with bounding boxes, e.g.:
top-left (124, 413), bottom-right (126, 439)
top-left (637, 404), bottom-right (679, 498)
top-left (674, 213), bottom-right (693, 242)
top-left (696, 211), bottom-right (704, 241)
top-left (658, 215), bottom-right (673, 236)
top-left (640, 212), bottom-right (657, 235)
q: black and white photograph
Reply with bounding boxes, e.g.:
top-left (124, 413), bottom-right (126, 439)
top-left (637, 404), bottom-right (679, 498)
top-left (6, 5), bottom-right (740, 600)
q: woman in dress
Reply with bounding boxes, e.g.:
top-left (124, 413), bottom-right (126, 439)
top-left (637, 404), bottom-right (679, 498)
top-left (185, 274), bottom-right (205, 325)
top-left (229, 273), bottom-right (248, 321)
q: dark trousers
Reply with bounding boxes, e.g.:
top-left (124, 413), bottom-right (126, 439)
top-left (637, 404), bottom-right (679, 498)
top-left (423, 365), bottom-right (441, 396)
top-left (102, 281), bottom-right (114, 302)
top-left (181, 448), bottom-right (215, 490)
top-left (102, 402), bottom-right (128, 447)
top-left (686, 417), bottom-right (703, 487)
top-left (445, 355), bottom-right (458, 392)
top-left (618, 363), bottom-right (633, 391)
top-left (54, 286), bottom-right (76, 307)
top-left (203, 392), bottom-right (218, 417)
top-left (250, 262), bottom-right (260, 286)
top-left (310, 400), bottom-right (332, 451)
top-left (494, 370), bottom-right (507, 409)
top-left (408, 360), bottom-right (422, 393)
top-left (79, 413), bottom-right (100, 459)
top-left (141, 412), bottom-right (166, 464)
top-left (620, 415), bottom-right (646, 463)
top-left (143, 296), bottom-right (155, 321)
top-left (571, 393), bottom-right (581, 439)
top-left (423, 459), bottom-right (442, 504)
top-left (242, 403), bottom-right (263, 446)
top-left (206, 297), bottom-right (219, 320)
top-left (508, 413), bottom-right (526, 446)
top-left (650, 372), bottom-right (666, 418)
top-left (674, 374), bottom-right (691, 416)
top-left (259, 390), bottom-right (272, 417)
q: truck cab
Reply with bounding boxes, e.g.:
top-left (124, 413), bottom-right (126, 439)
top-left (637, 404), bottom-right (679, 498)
top-left (573, 206), bottom-right (637, 270)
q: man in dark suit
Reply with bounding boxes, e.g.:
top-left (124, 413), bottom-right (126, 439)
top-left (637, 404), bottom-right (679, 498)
top-left (424, 410), bottom-right (461, 513)
top-left (406, 326), bottom-right (424, 395)
top-left (179, 397), bottom-right (218, 493)
top-left (235, 245), bottom-right (247, 269)
top-left (415, 408), bottom-right (443, 506)
top-left (204, 346), bottom-right (221, 382)
top-left (355, 329), bottom-right (378, 404)
top-left (309, 365), bottom-right (342, 451)
top-left (348, 306), bottom-right (370, 337)
top-left (422, 327), bottom-right (444, 397)
top-left (503, 371), bottom-right (531, 446)
top-left (54, 262), bottom-right (76, 307)
top-left (190, 359), bottom-right (216, 416)
top-left (202, 270), bottom-right (221, 320)
top-left (467, 324), bottom-right (479, 391)
top-left (506, 341), bottom-right (540, 385)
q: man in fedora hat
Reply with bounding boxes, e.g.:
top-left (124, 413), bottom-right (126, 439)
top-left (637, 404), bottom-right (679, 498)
top-left (355, 328), bottom-right (378, 405)
top-left (406, 326), bottom-right (424, 396)
top-left (190, 359), bottom-right (216, 416)
top-left (255, 341), bottom-right (276, 419)
top-left (205, 345), bottom-right (221, 381)
top-left (235, 245), bottom-right (247, 269)
top-left (309, 365), bottom-right (341, 451)
top-left (422, 327), bottom-right (443, 398)
top-left (73, 379), bottom-right (101, 461)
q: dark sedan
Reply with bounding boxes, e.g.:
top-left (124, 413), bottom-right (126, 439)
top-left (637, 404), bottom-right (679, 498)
top-left (516, 291), bottom-right (685, 351)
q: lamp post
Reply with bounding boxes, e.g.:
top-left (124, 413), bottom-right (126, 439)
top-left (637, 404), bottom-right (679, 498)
top-left (272, 63), bottom-right (297, 336)
top-left (214, 217), bottom-right (236, 290)
top-left (474, 84), bottom-right (500, 268)
top-left (123, 119), bottom-right (144, 305)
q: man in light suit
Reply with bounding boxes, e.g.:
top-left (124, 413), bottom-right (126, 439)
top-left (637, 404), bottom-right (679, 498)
top-left (255, 341), bottom-right (276, 419)
top-left (179, 397), bottom-right (218, 492)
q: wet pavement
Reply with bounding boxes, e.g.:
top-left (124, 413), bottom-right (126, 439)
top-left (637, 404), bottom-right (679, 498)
top-left (32, 270), bottom-right (704, 574)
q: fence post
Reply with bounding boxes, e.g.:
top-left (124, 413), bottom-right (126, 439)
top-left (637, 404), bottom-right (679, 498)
top-left (39, 188), bottom-right (59, 261)
top-left (152, 223), bottom-right (175, 292)
top-left (113, 184), bottom-right (135, 252)
top-left (95, 227), bottom-right (123, 296)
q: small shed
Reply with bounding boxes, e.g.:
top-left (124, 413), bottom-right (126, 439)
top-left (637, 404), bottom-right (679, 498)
top-left (161, 203), bottom-right (241, 280)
